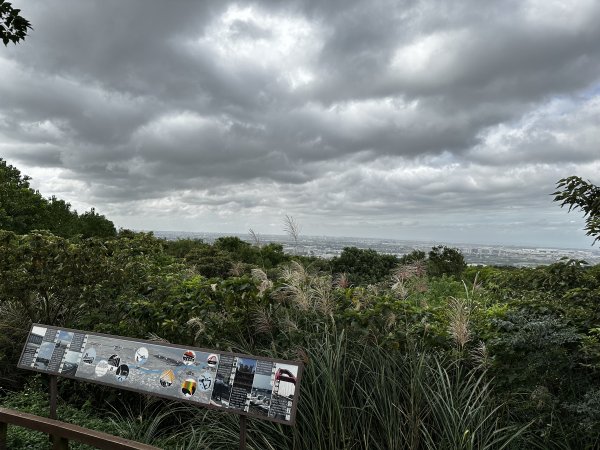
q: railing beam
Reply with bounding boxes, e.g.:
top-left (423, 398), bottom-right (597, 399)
top-left (0, 408), bottom-right (159, 450)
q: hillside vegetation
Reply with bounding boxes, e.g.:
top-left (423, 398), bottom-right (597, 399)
top-left (1, 160), bottom-right (599, 449)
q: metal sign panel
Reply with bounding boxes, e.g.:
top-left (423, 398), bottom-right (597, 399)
top-left (18, 324), bottom-right (303, 425)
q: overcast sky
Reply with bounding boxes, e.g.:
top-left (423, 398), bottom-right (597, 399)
top-left (1, 0), bottom-right (599, 248)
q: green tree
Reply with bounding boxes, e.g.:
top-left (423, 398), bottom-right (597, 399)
top-left (214, 236), bottom-right (253, 256)
top-left (76, 207), bottom-right (116, 238)
top-left (0, 158), bottom-right (46, 233)
top-left (0, 230), bottom-right (182, 386)
top-left (260, 242), bottom-right (288, 268)
top-left (427, 245), bottom-right (466, 278)
top-left (185, 244), bottom-right (234, 278)
top-left (213, 236), bottom-right (289, 269)
top-left (163, 238), bottom-right (205, 259)
top-left (554, 176), bottom-right (600, 244)
top-left (0, 230), bottom-right (101, 327)
top-left (331, 247), bottom-right (398, 285)
top-left (399, 249), bottom-right (426, 265)
top-left (40, 196), bottom-right (79, 237)
top-left (0, 0), bottom-right (31, 45)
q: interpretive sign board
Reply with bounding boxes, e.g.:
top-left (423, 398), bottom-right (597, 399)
top-left (18, 324), bottom-right (303, 425)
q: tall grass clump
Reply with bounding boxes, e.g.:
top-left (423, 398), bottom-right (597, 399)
top-left (163, 327), bottom-right (525, 449)
top-left (421, 359), bottom-right (527, 450)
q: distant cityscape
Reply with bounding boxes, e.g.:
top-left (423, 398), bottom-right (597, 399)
top-left (153, 231), bottom-right (600, 267)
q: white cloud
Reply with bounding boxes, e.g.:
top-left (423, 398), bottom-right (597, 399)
top-left (193, 4), bottom-right (322, 90)
top-left (390, 29), bottom-right (470, 85)
top-left (522, 0), bottom-right (598, 30)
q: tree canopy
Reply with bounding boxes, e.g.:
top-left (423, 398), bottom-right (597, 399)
top-left (0, 158), bottom-right (116, 238)
top-left (331, 246), bottom-right (399, 285)
top-left (0, 159), bottom-right (46, 233)
top-left (427, 245), bottom-right (466, 277)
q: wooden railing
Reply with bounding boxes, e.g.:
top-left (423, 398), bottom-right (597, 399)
top-left (0, 407), bottom-right (161, 450)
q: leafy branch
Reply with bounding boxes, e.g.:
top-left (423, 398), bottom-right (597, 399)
top-left (553, 176), bottom-right (600, 245)
top-left (0, 0), bottom-right (31, 46)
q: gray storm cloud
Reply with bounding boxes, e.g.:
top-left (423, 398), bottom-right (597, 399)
top-left (1, 0), bottom-right (599, 247)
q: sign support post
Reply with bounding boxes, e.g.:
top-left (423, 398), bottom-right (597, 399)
top-left (49, 375), bottom-right (58, 419)
top-left (49, 374), bottom-right (69, 449)
top-left (239, 415), bottom-right (247, 450)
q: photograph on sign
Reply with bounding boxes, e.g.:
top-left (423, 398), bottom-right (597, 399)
top-left (249, 360), bottom-right (274, 416)
top-left (18, 324), bottom-right (303, 425)
top-left (60, 350), bottom-right (82, 376)
top-left (72, 336), bottom-right (219, 405)
top-left (229, 357), bottom-right (257, 411)
top-left (211, 354), bottom-right (235, 407)
top-left (269, 363), bottom-right (299, 421)
top-left (20, 325), bottom-right (46, 367)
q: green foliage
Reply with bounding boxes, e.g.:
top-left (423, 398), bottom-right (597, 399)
top-left (0, 230), bottom-right (172, 328)
top-left (163, 238), bottom-right (205, 259)
top-left (1, 231), bottom-right (598, 447)
top-left (185, 244), bottom-right (235, 278)
top-left (0, 158), bottom-right (46, 234)
top-left (400, 249), bottom-right (427, 265)
top-left (0, 158), bottom-right (116, 238)
top-left (428, 245), bottom-right (467, 278)
top-left (421, 359), bottom-right (528, 450)
top-left (331, 246), bottom-right (399, 285)
top-left (163, 236), bottom-right (289, 278)
top-left (0, 230), bottom-right (182, 387)
top-left (565, 388), bottom-right (600, 439)
top-left (0, 0), bottom-right (31, 46)
top-left (0, 230), bottom-right (96, 326)
top-left (258, 242), bottom-right (289, 269)
top-left (41, 196), bottom-right (80, 236)
top-left (214, 236), bottom-right (251, 254)
top-left (0, 377), bottom-right (123, 449)
top-left (554, 176), bottom-right (600, 244)
top-left (77, 207), bottom-right (116, 238)
top-left (474, 260), bottom-right (600, 448)
top-left (113, 273), bottom-right (268, 350)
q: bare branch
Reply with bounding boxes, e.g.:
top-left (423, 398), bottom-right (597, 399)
top-left (283, 214), bottom-right (301, 254)
top-left (248, 228), bottom-right (262, 247)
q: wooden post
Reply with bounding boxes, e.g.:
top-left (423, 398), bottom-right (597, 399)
top-left (49, 375), bottom-right (58, 420)
top-left (239, 415), bottom-right (247, 450)
top-left (49, 375), bottom-right (65, 448)
top-left (0, 421), bottom-right (7, 450)
top-left (52, 436), bottom-right (68, 450)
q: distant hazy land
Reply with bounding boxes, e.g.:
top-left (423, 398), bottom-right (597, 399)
top-left (153, 231), bottom-right (600, 267)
